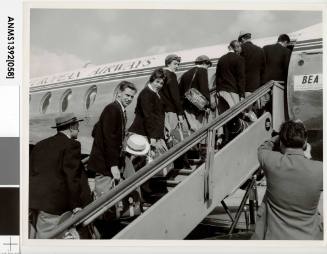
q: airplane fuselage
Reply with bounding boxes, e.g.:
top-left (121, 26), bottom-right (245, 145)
top-left (29, 24), bottom-right (323, 160)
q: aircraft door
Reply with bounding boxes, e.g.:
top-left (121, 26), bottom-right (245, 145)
top-left (286, 50), bottom-right (322, 130)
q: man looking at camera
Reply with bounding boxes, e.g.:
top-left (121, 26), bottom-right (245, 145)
top-left (88, 81), bottom-right (137, 184)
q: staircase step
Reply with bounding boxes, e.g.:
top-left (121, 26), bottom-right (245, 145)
top-left (166, 180), bottom-right (181, 187)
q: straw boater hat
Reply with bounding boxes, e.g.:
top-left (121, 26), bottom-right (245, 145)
top-left (125, 134), bottom-right (150, 156)
top-left (51, 113), bottom-right (84, 128)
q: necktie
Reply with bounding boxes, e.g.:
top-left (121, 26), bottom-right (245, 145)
top-left (122, 110), bottom-right (127, 142)
top-left (123, 111), bottom-right (127, 127)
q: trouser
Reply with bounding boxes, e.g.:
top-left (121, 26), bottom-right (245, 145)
top-left (219, 91), bottom-right (240, 108)
top-left (35, 210), bottom-right (61, 239)
top-left (165, 112), bottom-right (179, 132)
top-left (184, 108), bottom-right (206, 132)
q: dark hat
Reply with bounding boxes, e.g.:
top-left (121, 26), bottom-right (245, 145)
top-left (238, 31), bottom-right (251, 41)
top-left (51, 113), bottom-right (83, 128)
top-left (165, 54), bottom-right (181, 66)
top-left (195, 55), bottom-right (212, 67)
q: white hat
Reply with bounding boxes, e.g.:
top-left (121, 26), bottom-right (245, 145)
top-left (125, 134), bottom-right (150, 156)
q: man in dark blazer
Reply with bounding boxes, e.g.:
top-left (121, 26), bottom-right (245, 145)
top-left (252, 120), bottom-right (323, 240)
top-left (160, 54), bottom-right (184, 136)
top-left (263, 34), bottom-right (291, 85)
top-left (88, 81), bottom-right (137, 181)
top-left (179, 55), bottom-right (212, 132)
top-left (216, 40), bottom-right (245, 108)
top-left (238, 32), bottom-right (266, 96)
top-left (29, 113), bottom-right (90, 238)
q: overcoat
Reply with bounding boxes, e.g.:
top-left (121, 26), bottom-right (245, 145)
top-left (252, 136), bottom-right (323, 240)
top-left (29, 133), bottom-right (87, 215)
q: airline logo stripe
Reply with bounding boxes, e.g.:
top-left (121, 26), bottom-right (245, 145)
top-left (293, 45), bottom-right (322, 52)
top-left (30, 39), bottom-right (322, 92)
top-left (31, 60), bottom-right (219, 92)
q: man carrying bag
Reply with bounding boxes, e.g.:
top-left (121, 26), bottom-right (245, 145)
top-left (179, 55), bottom-right (213, 132)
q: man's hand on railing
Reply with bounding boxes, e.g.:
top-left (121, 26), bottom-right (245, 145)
top-left (209, 100), bottom-right (216, 111)
top-left (111, 166), bottom-right (121, 181)
top-left (72, 207), bottom-right (82, 214)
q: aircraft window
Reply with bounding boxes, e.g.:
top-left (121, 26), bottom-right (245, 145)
top-left (85, 86), bottom-right (97, 110)
top-left (40, 92), bottom-right (51, 114)
top-left (61, 89), bottom-right (72, 112)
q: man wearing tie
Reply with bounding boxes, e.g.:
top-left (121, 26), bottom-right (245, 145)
top-left (88, 81), bottom-right (137, 183)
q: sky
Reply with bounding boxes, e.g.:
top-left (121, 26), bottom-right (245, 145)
top-left (30, 7), bottom-right (322, 78)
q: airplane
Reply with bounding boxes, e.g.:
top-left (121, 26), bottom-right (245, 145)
top-left (29, 23), bottom-right (323, 161)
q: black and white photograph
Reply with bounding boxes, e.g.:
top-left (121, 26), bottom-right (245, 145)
top-left (26, 1), bottom-right (324, 246)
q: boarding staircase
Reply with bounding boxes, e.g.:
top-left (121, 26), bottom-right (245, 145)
top-left (43, 81), bottom-right (285, 239)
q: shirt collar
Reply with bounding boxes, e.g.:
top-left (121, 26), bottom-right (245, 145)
top-left (115, 99), bottom-right (125, 112)
top-left (58, 131), bottom-right (71, 139)
top-left (147, 83), bottom-right (160, 97)
top-left (284, 148), bottom-right (305, 156)
top-left (164, 67), bottom-right (175, 73)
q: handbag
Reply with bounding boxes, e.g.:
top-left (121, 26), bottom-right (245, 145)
top-left (184, 69), bottom-right (209, 111)
top-left (94, 176), bottom-right (142, 220)
top-left (170, 122), bottom-right (190, 146)
top-left (115, 188), bottom-right (143, 219)
top-left (148, 141), bottom-right (174, 177)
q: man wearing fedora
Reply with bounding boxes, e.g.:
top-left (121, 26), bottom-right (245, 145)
top-left (179, 55), bottom-right (212, 132)
top-left (29, 113), bottom-right (90, 238)
top-left (238, 31), bottom-right (266, 97)
top-left (161, 54), bottom-right (184, 138)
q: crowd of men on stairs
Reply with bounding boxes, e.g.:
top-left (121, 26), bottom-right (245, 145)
top-left (28, 31), bottom-right (322, 240)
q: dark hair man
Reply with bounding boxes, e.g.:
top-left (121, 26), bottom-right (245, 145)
top-left (252, 120), bottom-right (323, 240)
top-left (29, 113), bottom-right (91, 238)
top-left (263, 34), bottom-right (291, 85)
top-left (179, 55), bottom-right (212, 132)
top-left (88, 81), bottom-right (137, 183)
top-left (238, 31), bottom-right (266, 97)
top-left (160, 54), bottom-right (184, 137)
top-left (216, 40), bottom-right (245, 108)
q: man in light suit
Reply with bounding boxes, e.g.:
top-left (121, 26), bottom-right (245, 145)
top-left (252, 120), bottom-right (323, 240)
